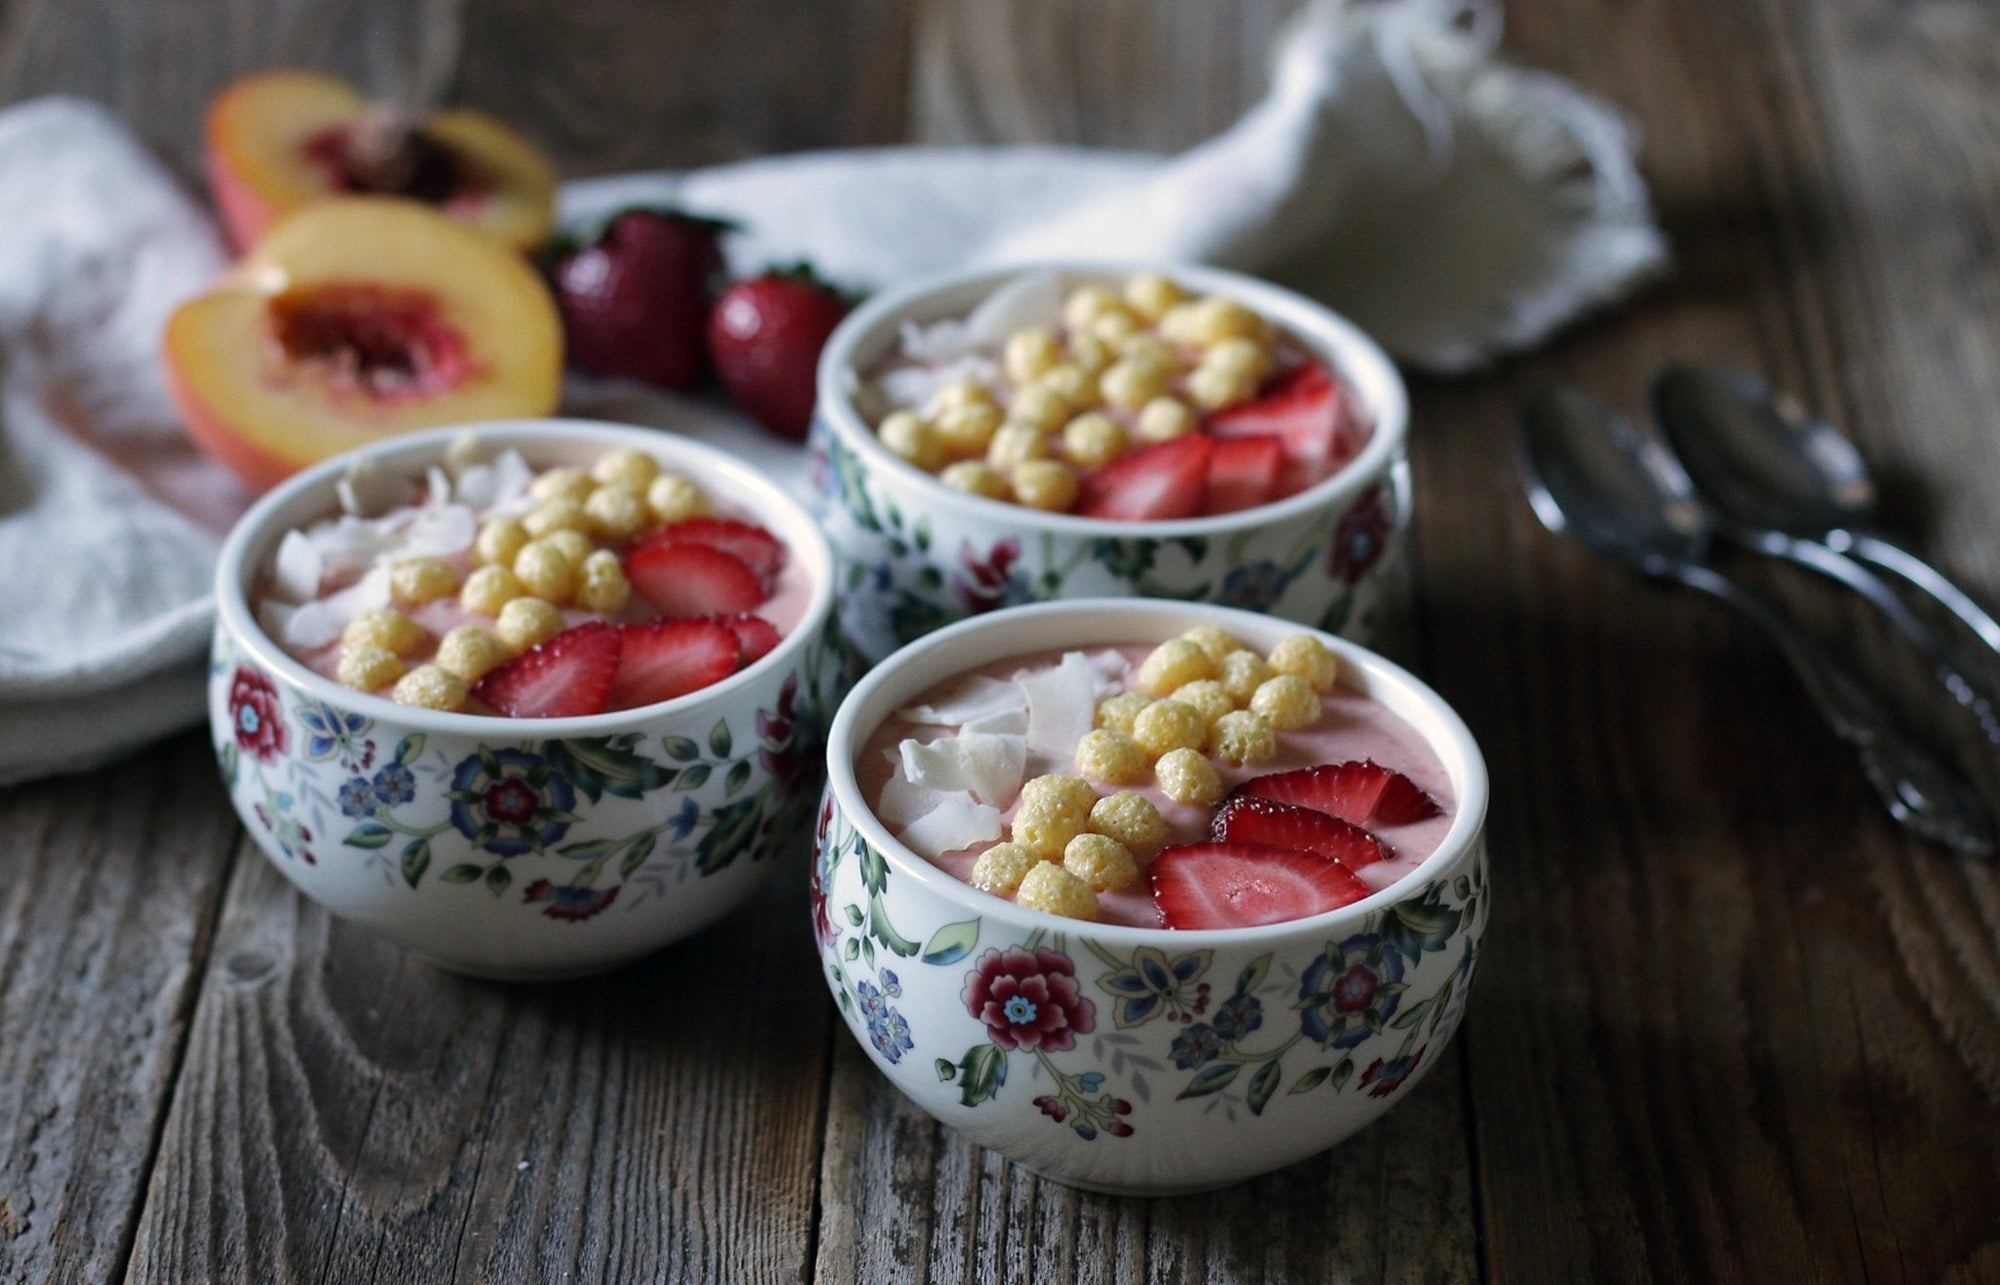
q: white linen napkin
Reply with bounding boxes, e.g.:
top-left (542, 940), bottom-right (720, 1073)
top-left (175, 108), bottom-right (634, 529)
top-left (0, 0), bottom-right (1666, 785)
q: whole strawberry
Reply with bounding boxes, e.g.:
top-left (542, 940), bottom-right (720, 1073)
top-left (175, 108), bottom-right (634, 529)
top-left (550, 209), bottom-right (729, 389)
top-left (707, 266), bottom-right (853, 440)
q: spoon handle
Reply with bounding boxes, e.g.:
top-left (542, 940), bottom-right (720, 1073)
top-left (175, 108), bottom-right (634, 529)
top-left (1831, 531), bottom-right (2000, 656)
top-left (1751, 535), bottom-right (2000, 749)
top-left (1663, 561), bottom-right (1996, 857)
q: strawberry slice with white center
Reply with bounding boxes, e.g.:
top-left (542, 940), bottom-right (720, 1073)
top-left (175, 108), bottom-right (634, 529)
top-left (471, 621), bottom-right (621, 718)
top-left (1077, 434), bottom-right (1214, 521)
top-left (1150, 841), bottom-right (1371, 930)
top-left (1211, 794), bottom-right (1386, 868)
top-left (610, 618), bottom-right (741, 708)
top-left (623, 541), bottom-right (769, 617)
top-left (715, 613), bottom-right (780, 665)
top-left (1207, 362), bottom-right (1365, 467)
top-left (1231, 759), bottom-right (1443, 828)
top-left (1203, 433), bottom-right (1282, 514)
top-left (630, 517), bottom-right (787, 587)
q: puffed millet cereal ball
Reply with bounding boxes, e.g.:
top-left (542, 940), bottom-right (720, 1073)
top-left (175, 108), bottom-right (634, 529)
top-left (1037, 365), bottom-right (1099, 411)
top-left (337, 644), bottom-right (405, 691)
top-left (1186, 360), bottom-right (1260, 411)
top-left (1075, 728), bottom-right (1149, 784)
top-left (1188, 295), bottom-right (1269, 345)
top-left (1136, 638), bottom-right (1214, 696)
top-left (442, 430), bottom-right (485, 478)
top-left (1212, 709), bottom-right (1277, 765)
top-left (475, 517), bottom-right (530, 567)
top-left (1008, 383), bottom-right (1072, 434)
top-left (343, 607), bottom-right (426, 657)
top-left (584, 485), bottom-right (649, 543)
top-left (985, 421), bottom-right (1048, 471)
top-left (524, 498), bottom-right (589, 539)
top-left (1015, 861), bottom-right (1100, 920)
top-left (1090, 309), bottom-right (1143, 348)
top-left (512, 540), bottom-right (576, 603)
top-left (1157, 300), bottom-right (1206, 346)
top-left (574, 550), bottom-right (632, 613)
top-left (459, 564), bottom-right (522, 617)
top-left (1132, 699), bottom-right (1207, 757)
top-left (1269, 633), bottom-right (1339, 692)
top-left (1004, 327), bottom-right (1063, 385)
top-left (435, 625), bottom-right (513, 683)
top-left (1011, 798), bottom-right (1087, 860)
top-left (1061, 412), bottom-right (1129, 469)
top-left (1088, 790), bottom-right (1168, 855)
top-left (934, 401), bottom-right (1004, 458)
top-left (1100, 358), bottom-right (1171, 411)
top-left (528, 466), bottom-right (594, 505)
top-left (879, 411), bottom-right (946, 471)
top-left (1063, 833), bottom-right (1140, 893)
top-left (495, 596), bottom-right (566, 651)
top-left (970, 842), bottom-right (1042, 895)
top-left (939, 460), bottom-right (1010, 500)
top-left (390, 557), bottom-right (459, 605)
top-left (1095, 690), bottom-right (1152, 736)
top-left (1066, 331), bottom-right (1115, 378)
top-left (647, 473), bottom-right (712, 524)
top-left (1124, 271), bottom-right (1187, 322)
top-left (1170, 679), bottom-right (1234, 725)
top-left (546, 529), bottom-right (596, 570)
top-left (1204, 336), bottom-right (1273, 383)
top-left (391, 664), bottom-right (467, 712)
top-left (1156, 747), bottom-right (1224, 807)
top-left (1252, 674), bottom-right (1321, 730)
top-left (1011, 459), bottom-right (1079, 512)
top-left (1181, 623), bottom-right (1247, 662)
top-left (930, 376), bottom-right (995, 414)
top-left (1220, 649), bottom-right (1274, 704)
top-left (1019, 774), bottom-right (1097, 823)
top-left (1136, 396), bottom-right (1198, 442)
top-left (589, 448), bottom-right (660, 492)
top-left (1117, 333), bottom-right (1180, 374)
top-left (1063, 285), bottom-right (1127, 330)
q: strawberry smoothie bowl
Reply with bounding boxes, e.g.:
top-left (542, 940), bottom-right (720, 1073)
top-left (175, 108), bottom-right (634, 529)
top-left (812, 600), bottom-right (1488, 1195)
top-left (808, 263), bottom-right (1411, 664)
top-left (210, 420), bottom-right (837, 981)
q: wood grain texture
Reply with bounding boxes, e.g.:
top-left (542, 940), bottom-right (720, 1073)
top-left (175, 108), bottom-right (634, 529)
top-left (126, 852), bottom-right (831, 1283)
top-left (0, 735), bottom-right (237, 1284)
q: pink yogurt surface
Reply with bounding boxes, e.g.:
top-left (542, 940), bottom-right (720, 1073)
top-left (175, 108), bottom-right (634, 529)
top-left (859, 646), bottom-right (1455, 928)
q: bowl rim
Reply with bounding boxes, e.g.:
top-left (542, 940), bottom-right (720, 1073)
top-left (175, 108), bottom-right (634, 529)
top-left (813, 260), bottom-right (1410, 538)
top-left (825, 598), bottom-right (1489, 947)
top-left (212, 417), bottom-right (836, 738)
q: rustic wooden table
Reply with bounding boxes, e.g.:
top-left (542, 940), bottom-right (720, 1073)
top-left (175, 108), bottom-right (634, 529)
top-left (3, 1), bottom-right (1998, 1281)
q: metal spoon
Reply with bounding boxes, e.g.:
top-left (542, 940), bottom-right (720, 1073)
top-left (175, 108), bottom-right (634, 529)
top-left (1650, 365), bottom-right (2000, 748)
top-left (1650, 364), bottom-right (2000, 653)
top-left (1520, 385), bottom-right (1996, 857)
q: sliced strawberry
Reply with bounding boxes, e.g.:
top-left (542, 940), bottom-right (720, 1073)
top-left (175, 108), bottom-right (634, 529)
top-left (1207, 361), bottom-right (1367, 466)
top-left (610, 618), bottom-right (741, 708)
top-left (1231, 760), bottom-right (1443, 828)
top-left (623, 541), bottom-right (768, 617)
top-left (715, 613), bottom-right (780, 666)
top-left (1077, 435), bottom-right (1214, 521)
top-left (471, 621), bottom-right (621, 718)
top-left (1211, 794), bottom-right (1386, 868)
top-left (1150, 842), bottom-right (1371, 930)
top-left (629, 517), bottom-right (786, 587)
top-left (1203, 433), bottom-right (1283, 515)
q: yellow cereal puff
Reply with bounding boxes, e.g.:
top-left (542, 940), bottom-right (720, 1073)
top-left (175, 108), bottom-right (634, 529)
top-left (647, 473), bottom-right (712, 524)
top-left (1008, 383), bottom-right (1073, 434)
top-left (528, 466), bottom-right (593, 505)
top-left (524, 498), bottom-right (590, 539)
top-left (1251, 674), bottom-right (1320, 731)
top-left (1170, 679), bottom-right (1233, 726)
top-left (1268, 633), bottom-right (1339, 692)
top-left (1062, 285), bottom-right (1127, 331)
top-left (1219, 649), bottom-right (1273, 704)
top-left (1181, 624), bottom-right (1246, 663)
top-left (1011, 459), bottom-right (1079, 512)
top-left (880, 411), bottom-right (946, 471)
top-left (930, 376), bottom-right (996, 413)
top-left (1155, 747), bottom-right (1224, 807)
top-left (1186, 360), bottom-right (1259, 411)
top-left (1136, 638), bottom-right (1213, 696)
top-left (1100, 358), bottom-right (1170, 411)
top-left (1135, 396), bottom-right (1197, 442)
top-left (935, 400), bottom-right (1005, 458)
top-left (1203, 336), bottom-right (1273, 383)
top-left (584, 485), bottom-right (650, 544)
top-left (1087, 791), bottom-right (1167, 856)
top-left (389, 558), bottom-right (459, 605)
top-left (1212, 709), bottom-right (1277, 765)
top-left (986, 421), bottom-right (1049, 471)
top-left (435, 625), bottom-right (513, 683)
top-left (1037, 365), bottom-right (1099, 411)
top-left (460, 564), bottom-right (523, 617)
top-left (1019, 774), bottom-right (1097, 823)
top-left (1060, 412), bottom-right (1129, 470)
top-left (971, 842), bottom-right (1042, 895)
top-left (1011, 798), bottom-right (1088, 861)
top-left (574, 550), bottom-right (631, 614)
top-left (1075, 729), bottom-right (1148, 784)
top-left (1095, 690), bottom-right (1152, 736)
top-left (1015, 861), bottom-right (1100, 920)
top-left (1004, 328), bottom-right (1063, 385)
top-left (1063, 833), bottom-right (1140, 892)
top-left (545, 529), bottom-right (596, 569)
top-left (590, 448), bottom-right (661, 492)
top-left (1132, 699), bottom-right (1207, 758)
top-left (1123, 271), bottom-right (1187, 322)
top-left (939, 460), bottom-right (1010, 500)
top-left (336, 644), bottom-right (405, 692)
top-left (342, 607), bottom-right (425, 657)
top-left (474, 517), bottom-right (530, 568)
top-left (390, 664), bottom-right (467, 712)
top-left (495, 596), bottom-right (565, 651)
top-left (513, 540), bottom-right (577, 603)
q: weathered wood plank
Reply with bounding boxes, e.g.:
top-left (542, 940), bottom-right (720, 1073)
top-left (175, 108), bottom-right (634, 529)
top-left (0, 734), bottom-right (238, 1284)
top-left (126, 849), bottom-right (832, 1283)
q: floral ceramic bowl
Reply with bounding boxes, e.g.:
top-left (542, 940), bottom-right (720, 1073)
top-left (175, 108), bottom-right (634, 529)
top-left (211, 420), bottom-right (836, 981)
top-left (808, 263), bottom-right (1411, 666)
top-left (812, 599), bottom-right (1488, 1195)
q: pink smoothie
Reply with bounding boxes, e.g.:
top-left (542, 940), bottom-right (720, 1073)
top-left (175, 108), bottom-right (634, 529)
top-left (859, 646), bottom-right (1455, 928)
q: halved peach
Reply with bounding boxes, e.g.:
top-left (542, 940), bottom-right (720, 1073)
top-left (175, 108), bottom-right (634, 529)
top-left (164, 197), bottom-right (563, 490)
top-left (207, 69), bottom-right (557, 253)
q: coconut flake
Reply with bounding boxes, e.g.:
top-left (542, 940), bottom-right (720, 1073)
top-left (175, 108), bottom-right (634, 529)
top-left (303, 514), bottom-right (397, 579)
top-left (392, 503), bottom-right (476, 560)
top-left (898, 731), bottom-right (1027, 806)
top-left (967, 271), bottom-right (1063, 344)
top-left (1018, 651), bottom-right (1100, 758)
top-left (271, 530), bottom-right (323, 602)
top-left (277, 565), bottom-right (392, 649)
top-left (898, 316), bottom-right (978, 365)
top-left (424, 465), bottom-right (453, 506)
top-left (898, 674), bottom-right (1029, 727)
top-left (878, 761), bottom-right (957, 831)
top-left (878, 354), bottom-right (999, 413)
top-left (1086, 648), bottom-right (1131, 700)
top-left (898, 793), bottom-right (1002, 860)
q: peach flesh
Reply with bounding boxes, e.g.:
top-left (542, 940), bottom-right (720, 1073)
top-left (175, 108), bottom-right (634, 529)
top-left (267, 283), bottom-right (473, 402)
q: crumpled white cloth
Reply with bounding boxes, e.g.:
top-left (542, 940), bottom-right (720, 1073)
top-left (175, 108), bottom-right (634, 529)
top-left (0, 0), bottom-right (1666, 785)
